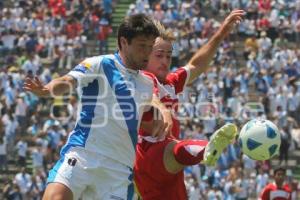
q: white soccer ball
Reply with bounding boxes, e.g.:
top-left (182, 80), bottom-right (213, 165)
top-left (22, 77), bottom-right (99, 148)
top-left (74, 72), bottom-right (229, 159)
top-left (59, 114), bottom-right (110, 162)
top-left (239, 119), bottom-right (281, 161)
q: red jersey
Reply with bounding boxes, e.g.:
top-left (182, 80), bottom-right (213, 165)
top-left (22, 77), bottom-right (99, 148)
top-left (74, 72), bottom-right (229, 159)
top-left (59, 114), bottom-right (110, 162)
top-left (260, 183), bottom-right (292, 200)
top-left (140, 66), bottom-right (190, 139)
top-left (134, 67), bottom-right (190, 200)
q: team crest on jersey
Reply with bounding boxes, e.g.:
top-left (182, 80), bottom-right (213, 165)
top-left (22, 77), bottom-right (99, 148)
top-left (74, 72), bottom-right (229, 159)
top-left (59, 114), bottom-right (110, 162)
top-left (72, 60), bottom-right (92, 73)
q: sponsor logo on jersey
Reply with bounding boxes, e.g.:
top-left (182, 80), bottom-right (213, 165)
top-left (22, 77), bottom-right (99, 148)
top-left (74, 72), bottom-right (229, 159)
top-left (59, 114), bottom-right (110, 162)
top-left (72, 60), bottom-right (92, 73)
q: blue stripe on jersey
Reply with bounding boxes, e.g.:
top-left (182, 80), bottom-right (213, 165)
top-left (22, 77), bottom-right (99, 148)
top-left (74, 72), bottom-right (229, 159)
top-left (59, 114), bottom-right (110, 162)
top-left (114, 52), bottom-right (126, 67)
top-left (127, 170), bottom-right (134, 200)
top-left (102, 57), bottom-right (138, 149)
top-left (47, 157), bottom-right (64, 183)
top-left (60, 79), bottom-right (99, 156)
top-left (48, 79), bottom-right (99, 182)
top-left (72, 64), bottom-right (88, 73)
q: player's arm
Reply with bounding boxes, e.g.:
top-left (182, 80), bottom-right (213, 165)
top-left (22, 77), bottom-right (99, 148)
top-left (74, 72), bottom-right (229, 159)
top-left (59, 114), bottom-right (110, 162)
top-left (23, 75), bottom-right (76, 98)
top-left (186, 10), bottom-right (245, 84)
top-left (139, 109), bottom-right (154, 132)
top-left (24, 57), bottom-right (99, 97)
top-left (149, 94), bottom-right (173, 139)
top-left (140, 71), bottom-right (173, 138)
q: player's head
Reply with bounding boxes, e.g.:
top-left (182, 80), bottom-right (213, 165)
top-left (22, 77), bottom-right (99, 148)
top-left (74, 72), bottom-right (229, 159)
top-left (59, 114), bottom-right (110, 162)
top-left (118, 14), bottom-right (159, 70)
top-left (273, 167), bottom-right (286, 186)
top-left (146, 21), bottom-right (175, 82)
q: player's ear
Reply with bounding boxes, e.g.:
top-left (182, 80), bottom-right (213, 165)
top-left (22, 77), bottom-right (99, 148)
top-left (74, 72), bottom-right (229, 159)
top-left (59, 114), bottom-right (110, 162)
top-left (120, 37), bottom-right (128, 49)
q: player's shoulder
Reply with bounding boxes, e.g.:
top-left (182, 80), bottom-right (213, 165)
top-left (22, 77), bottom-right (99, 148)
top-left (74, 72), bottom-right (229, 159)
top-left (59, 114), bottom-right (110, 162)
top-left (165, 66), bottom-right (189, 83)
top-left (141, 71), bottom-right (155, 78)
top-left (79, 56), bottom-right (103, 68)
top-left (140, 71), bottom-right (158, 82)
top-left (264, 183), bottom-right (277, 190)
top-left (80, 54), bottom-right (115, 66)
top-left (100, 54), bottom-right (116, 61)
top-left (283, 183), bottom-right (292, 192)
top-left (166, 66), bottom-right (188, 77)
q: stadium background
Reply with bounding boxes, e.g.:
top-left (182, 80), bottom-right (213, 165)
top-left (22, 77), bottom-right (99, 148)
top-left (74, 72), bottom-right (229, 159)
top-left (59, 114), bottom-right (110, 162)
top-left (0, 0), bottom-right (300, 199)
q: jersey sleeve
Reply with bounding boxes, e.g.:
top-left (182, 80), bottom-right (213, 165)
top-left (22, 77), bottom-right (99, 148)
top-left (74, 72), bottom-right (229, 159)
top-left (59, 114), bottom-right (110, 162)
top-left (165, 66), bottom-right (190, 94)
top-left (67, 56), bottom-right (103, 88)
top-left (141, 71), bottom-right (161, 97)
top-left (259, 185), bottom-right (270, 200)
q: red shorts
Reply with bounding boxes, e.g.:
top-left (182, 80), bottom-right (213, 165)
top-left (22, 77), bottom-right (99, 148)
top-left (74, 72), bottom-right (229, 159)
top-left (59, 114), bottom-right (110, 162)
top-left (134, 137), bottom-right (187, 200)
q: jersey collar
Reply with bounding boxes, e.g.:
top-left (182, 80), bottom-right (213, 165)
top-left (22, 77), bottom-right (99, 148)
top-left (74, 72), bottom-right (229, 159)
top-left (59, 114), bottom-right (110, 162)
top-left (114, 51), bottom-right (139, 75)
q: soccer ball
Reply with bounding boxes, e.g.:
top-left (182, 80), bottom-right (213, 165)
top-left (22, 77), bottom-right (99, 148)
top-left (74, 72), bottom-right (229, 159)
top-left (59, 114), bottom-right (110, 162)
top-left (238, 119), bottom-right (281, 161)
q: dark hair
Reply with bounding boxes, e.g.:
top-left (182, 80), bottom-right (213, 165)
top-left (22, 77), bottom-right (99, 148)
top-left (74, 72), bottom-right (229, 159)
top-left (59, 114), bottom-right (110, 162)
top-left (274, 167), bottom-right (286, 175)
top-left (117, 14), bottom-right (159, 50)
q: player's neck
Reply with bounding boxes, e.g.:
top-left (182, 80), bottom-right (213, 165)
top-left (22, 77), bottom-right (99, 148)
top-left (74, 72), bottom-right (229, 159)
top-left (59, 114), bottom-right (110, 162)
top-left (118, 51), bottom-right (139, 72)
top-left (116, 51), bottom-right (126, 67)
top-left (276, 182), bottom-right (284, 188)
top-left (118, 51), bottom-right (131, 69)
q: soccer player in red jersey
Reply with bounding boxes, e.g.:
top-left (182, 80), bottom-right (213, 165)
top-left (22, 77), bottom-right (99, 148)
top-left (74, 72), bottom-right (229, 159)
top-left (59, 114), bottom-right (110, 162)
top-left (134, 10), bottom-right (245, 200)
top-left (260, 167), bottom-right (292, 200)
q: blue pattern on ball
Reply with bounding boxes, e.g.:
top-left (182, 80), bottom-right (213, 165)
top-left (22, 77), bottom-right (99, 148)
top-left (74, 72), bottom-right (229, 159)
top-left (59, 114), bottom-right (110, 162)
top-left (268, 144), bottom-right (278, 157)
top-left (247, 138), bottom-right (262, 150)
top-left (266, 125), bottom-right (277, 139)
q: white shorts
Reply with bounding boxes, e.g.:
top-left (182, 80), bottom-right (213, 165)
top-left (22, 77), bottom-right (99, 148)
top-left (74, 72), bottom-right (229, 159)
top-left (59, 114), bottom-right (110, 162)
top-left (47, 147), bottom-right (134, 200)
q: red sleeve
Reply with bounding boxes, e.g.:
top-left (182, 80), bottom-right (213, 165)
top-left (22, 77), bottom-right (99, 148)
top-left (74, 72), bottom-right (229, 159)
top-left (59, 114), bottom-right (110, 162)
top-left (260, 184), bottom-right (271, 200)
top-left (165, 67), bottom-right (189, 94)
top-left (141, 71), bottom-right (159, 96)
top-left (284, 184), bottom-right (292, 200)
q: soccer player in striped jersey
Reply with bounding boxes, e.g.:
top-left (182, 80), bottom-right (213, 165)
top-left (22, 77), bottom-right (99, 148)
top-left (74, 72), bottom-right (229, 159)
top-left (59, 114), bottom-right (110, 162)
top-left (134, 10), bottom-right (245, 200)
top-left (24, 14), bottom-right (172, 200)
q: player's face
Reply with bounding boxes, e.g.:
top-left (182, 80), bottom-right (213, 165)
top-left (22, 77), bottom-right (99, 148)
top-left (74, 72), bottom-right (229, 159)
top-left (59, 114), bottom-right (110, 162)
top-left (121, 35), bottom-right (156, 70)
top-left (146, 37), bottom-right (172, 82)
top-left (274, 171), bottom-right (286, 185)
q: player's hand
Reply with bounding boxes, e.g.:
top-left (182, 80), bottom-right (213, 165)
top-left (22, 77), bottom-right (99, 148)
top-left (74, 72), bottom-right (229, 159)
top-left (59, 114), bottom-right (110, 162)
top-left (219, 9), bottom-right (245, 37)
top-left (23, 76), bottom-right (50, 97)
top-left (151, 108), bottom-right (173, 140)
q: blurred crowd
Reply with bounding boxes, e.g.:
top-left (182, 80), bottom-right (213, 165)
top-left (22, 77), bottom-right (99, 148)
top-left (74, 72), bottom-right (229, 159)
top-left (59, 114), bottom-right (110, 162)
top-left (0, 0), bottom-right (114, 199)
top-left (128, 0), bottom-right (300, 199)
top-left (0, 0), bottom-right (113, 74)
top-left (0, 0), bottom-right (300, 199)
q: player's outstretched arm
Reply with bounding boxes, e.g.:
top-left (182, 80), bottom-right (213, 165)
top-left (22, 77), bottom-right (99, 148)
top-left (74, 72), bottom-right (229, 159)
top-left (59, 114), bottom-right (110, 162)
top-left (23, 75), bottom-right (76, 97)
top-left (186, 10), bottom-right (245, 84)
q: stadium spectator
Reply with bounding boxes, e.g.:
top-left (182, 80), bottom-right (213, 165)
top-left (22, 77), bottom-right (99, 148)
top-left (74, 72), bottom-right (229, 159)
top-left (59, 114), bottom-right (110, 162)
top-left (279, 127), bottom-right (292, 166)
top-left (14, 167), bottom-right (32, 199)
top-left (0, 120), bottom-right (8, 172)
top-left (260, 167), bottom-right (292, 200)
top-left (2, 178), bottom-right (23, 200)
top-left (16, 138), bottom-right (28, 167)
top-left (97, 18), bottom-right (112, 54)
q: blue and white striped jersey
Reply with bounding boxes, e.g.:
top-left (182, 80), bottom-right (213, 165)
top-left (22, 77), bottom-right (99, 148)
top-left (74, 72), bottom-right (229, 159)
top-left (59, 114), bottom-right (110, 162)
top-left (62, 53), bottom-right (156, 167)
